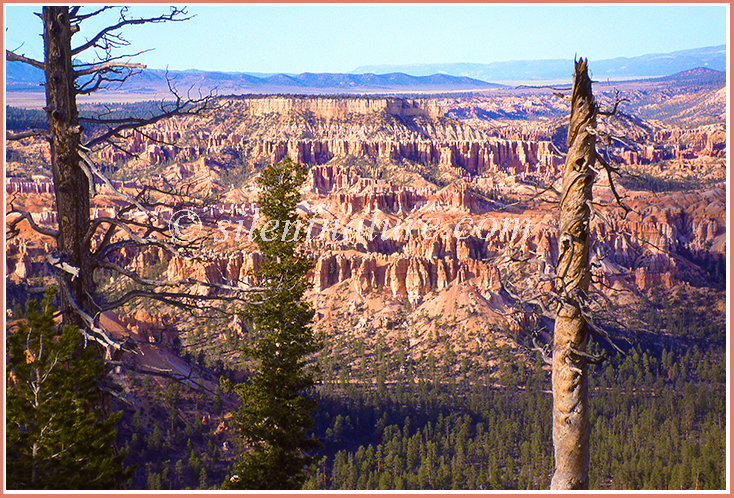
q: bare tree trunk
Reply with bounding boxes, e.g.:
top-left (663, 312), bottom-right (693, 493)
top-left (43, 6), bottom-right (95, 333)
top-left (550, 58), bottom-right (596, 490)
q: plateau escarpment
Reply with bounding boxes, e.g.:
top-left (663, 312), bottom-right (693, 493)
top-left (235, 96), bottom-right (443, 119)
top-left (6, 92), bottom-right (726, 373)
top-left (94, 95), bottom-right (565, 181)
top-left (77, 95), bottom-right (725, 185)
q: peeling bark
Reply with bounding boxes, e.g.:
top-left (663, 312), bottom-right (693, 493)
top-left (550, 58), bottom-right (596, 490)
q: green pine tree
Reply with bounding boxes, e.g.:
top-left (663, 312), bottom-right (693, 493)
top-left (6, 288), bottom-right (132, 489)
top-left (222, 157), bottom-right (320, 490)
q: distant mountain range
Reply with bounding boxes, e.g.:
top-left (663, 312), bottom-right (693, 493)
top-left (5, 65), bottom-right (501, 96)
top-left (5, 44), bottom-right (727, 99)
top-left (352, 45), bottom-right (727, 82)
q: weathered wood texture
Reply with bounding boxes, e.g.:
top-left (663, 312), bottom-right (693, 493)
top-left (43, 6), bottom-right (95, 332)
top-left (550, 58), bottom-right (596, 490)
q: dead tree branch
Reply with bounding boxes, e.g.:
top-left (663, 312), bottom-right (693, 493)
top-left (5, 49), bottom-right (45, 70)
top-left (6, 210), bottom-right (59, 238)
top-left (6, 128), bottom-right (51, 141)
top-left (81, 84), bottom-right (218, 151)
top-left (70, 7), bottom-right (193, 56)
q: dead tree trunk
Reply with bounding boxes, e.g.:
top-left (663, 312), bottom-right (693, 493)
top-left (8, 6), bottom-right (239, 364)
top-left (43, 6), bottom-right (96, 334)
top-left (550, 58), bottom-right (596, 490)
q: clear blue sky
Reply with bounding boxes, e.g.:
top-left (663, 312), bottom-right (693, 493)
top-left (4, 4), bottom-right (728, 74)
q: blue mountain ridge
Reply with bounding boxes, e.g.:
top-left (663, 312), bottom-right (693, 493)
top-left (5, 45), bottom-right (726, 93)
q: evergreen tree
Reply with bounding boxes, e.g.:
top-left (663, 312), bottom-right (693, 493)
top-left (6, 289), bottom-right (132, 489)
top-left (223, 157), bottom-right (320, 489)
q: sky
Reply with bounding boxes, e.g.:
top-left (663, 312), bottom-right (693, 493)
top-left (4, 4), bottom-right (728, 74)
